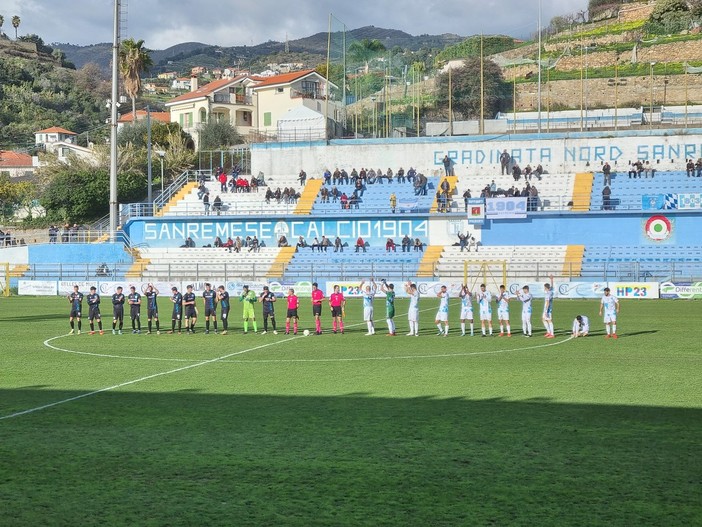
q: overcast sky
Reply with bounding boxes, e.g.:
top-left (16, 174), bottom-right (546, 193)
top-left (5, 0), bottom-right (587, 49)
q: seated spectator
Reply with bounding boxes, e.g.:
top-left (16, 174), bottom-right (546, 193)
top-left (349, 168), bottom-right (358, 182)
top-left (696, 158), bottom-right (702, 177)
top-left (311, 237), bottom-right (321, 252)
top-left (295, 236), bottom-right (307, 251)
top-left (686, 159), bottom-right (695, 177)
top-left (298, 169), bottom-right (307, 186)
top-left (628, 160), bottom-right (643, 178)
top-left (214, 236), bottom-right (224, 248)
top-left (96, 263), bottom-right (110, 277)
top-left (278, 235), bottom-right (289, 247)
top-left (386, 168), bottom-right (394, 183)
top-left (225, 237), bottom-right (234, 251)
top-left (406, 167), bottom-right (416, 183)
top-left (331, 186), bottom-right (340, 203)
top-left (340, 192), bottom-right (349, 209)
top-left (274, 187), bottom-right (282, 202)
top-left (265, 188), bottom-right (274, 203)
top-left (355, 236), bottom-right (366, 253)
top-left (350, 190), bottom-right (360, 209)
top-left (643, 161), bottom-right (655, 178)
top-left (233, 236), bottom-right (242, 253)
top-left (385, 238), bottom-right (396, 252)
top-left (323, 169), bottom-right (332, 185)
top-left (396, 167), bottom-right (405, 183)
top-left (250, 176), bottom-right (259, 192)
top-left (332, 168), bottom-right (341, 184)
top-left (367, 168), bottom-right (377, 184)
top-left (340, 168), bottom-right (349, 184)
top-left (401, 234), bottom-right (411, 253)
top-left (512, 164), bottom-right (521, 181)
top-left (320, 236), bottom-right (331, 252)
top-left (376, 167), bottom-right (384, 184)
top-left (320, 187), bottom-right (330, 203)
top-left (413, 238), bottom-right (424, 252)
top-left (334, 236), bottom-right (343, 252)
top-left (523, 164), bottom-right (532, 179)
top-left (602, 185), bottom-right (612, 210)
top-left (197, 183), bottom-right (207, 200)
top-left (468, 235), bottom-right (478, 252)
top-left (534, 164), bottom-right (544, 179)
top-left (212, 195), bottom-right (223, 215)
top-left (181, 236), bottom-right (195, 248)
top-left (248, 236), bottom-right (260, 253)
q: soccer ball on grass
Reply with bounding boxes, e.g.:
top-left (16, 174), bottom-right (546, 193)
top-left (303, 329), bottom-right (310, 336)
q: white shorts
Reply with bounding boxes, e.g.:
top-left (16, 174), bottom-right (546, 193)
top-left (603, 313), bottom-right (617, 324)
top-left (497, 308), bottom-right (509, 321)
top-left (435, 311), bottom-right (448, 322)
top-left (408, 308), bottom-right (419, 323)
top-left (479, 309), bottom-right (492, 321)
top-left (363, 306), bottom-right (374, 321)
top-left (460, 307), bottom-right (473, 320)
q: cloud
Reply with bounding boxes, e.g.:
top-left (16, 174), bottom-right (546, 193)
top-left (8, 0), bottom-right (587, 49)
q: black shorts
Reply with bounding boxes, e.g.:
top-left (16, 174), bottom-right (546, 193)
top-left (89, 306), bottom-right (101, 320)
top-left (113, 306), bottom-right (124, 320)
top-left (172, 308), bottom-right (182, 320)
top-left (221, 308), bottom-right (229, 319)
top-left (205, 307), bottom-right (217, 317)
top-left (130, 307), bottom-right (140, 319)
top-left (287, 308), bottom-right (298, 319)
top-left (312, 304), bottom-right (322, 316)
top-left (263, 309), bottom-right (275, 318)
top-left (148, 308), bottom-right (158, 319)
top-left (70, 309), bottom-right (81, 318)
top-left (331, 306), bottom-right (343, 317)
top-left (185, 306), bottom-right (197, 319)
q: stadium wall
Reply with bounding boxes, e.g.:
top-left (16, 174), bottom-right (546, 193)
top-left (28, 243), bottom-right (132, 264)
top-left (251, 130), bottom-right (702, 178)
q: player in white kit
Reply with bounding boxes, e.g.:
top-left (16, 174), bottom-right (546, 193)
top-left (359, 279), bottom-right (377, 335)
top-left (405, 282), bottom-right (420, 336)
top-left (476, 283), bottom-right (493, 337)
top-left (572, 315), bottom-right (589, 337)
top-left (459, 285), bottom-right (474, 336)
top-left (517, 285), bottom-right (533, 337)
top-left (496, 284), bottom-right (511, 337)
top-left (599, 287), bottom-right (619, 339)
top-left (543, 274), bottom-right (555, 338)
top-left (435, 285), bottom-right (450, 336)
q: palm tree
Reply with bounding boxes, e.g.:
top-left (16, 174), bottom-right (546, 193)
top-left (119, 38), bottom-right (153, 121)
top-left (11, 15), bottom-right (20, 39)
top-left (348, 38), bottom-right (386, 74)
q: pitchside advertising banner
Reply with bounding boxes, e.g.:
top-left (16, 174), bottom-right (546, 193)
top-left (485, 197), bottom-right (527, 219)
top-left (660, 281), bottom-right (702, 299)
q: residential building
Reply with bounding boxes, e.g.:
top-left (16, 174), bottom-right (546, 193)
top-left (117, 110), bottom-right (171, 132)
top-left (171, 78), bottom-right (191, 91)
top-left (0, 150), bottom-right (35, 178)
top-left (158, 71), bottom-right (177, 80)
top-left (34, 126), bottom-right (77, 146)
top-left (164, 75), bottom-right (257, 149)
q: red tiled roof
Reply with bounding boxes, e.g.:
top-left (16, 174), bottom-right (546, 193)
top-left (252, 69), bottom-right (317, 89)
top-left (118, 110), bottom-right (171, 123)
top-left (165, 75), bottom-right (247, 105)
top-left (35, 126), bottom-right (77, 135)
top-left (0, 151), bottom-right (33, 168)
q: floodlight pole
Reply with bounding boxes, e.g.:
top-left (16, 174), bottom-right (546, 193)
top-left (109, 0), bottom-right (120, 242)
top-left (537, 0), bottom-right (542, 135)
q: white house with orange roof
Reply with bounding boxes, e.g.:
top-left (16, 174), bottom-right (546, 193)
top-left (117, 110), bottom-right (171, 132)
top-left (34, 127), bottom-right (77, 146)
top-left (164, 75), bottom-right (257, 149)
top-left (0, 150), bottom-right (35, 178)
top-left (251, 69), bottom-right (340, 139)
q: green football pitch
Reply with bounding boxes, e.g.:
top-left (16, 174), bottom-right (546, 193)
top-left (1, 296), bottom-right (700, 526)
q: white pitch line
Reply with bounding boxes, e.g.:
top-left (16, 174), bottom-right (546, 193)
top-left (0, 336), bottom-right (297, 421)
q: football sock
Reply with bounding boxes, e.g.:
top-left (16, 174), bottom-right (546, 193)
top-left (286, 321), bottom-right (290, 332)
top-left (155, 320), bottom-right (160, 331)
top-left (367, 321), bottom-right (373, 334)
top-left (316, 319), bottom-right (321, 332)
top-left (612, 324), bottom-right (617, 334)
top-left (78, 321), bottom-right (82, 330)
top-left (172, 320), bottom-right (176, 331)
top-left (500, 324), bottom-right (504, 333)
top-left (222, 318), bottom-right (227, 330)
top-left (293, 321), bottom-right (298, 333)
top-left (436, 323), bottom-right (443, 333)
top-left (119, 320), bottom-right (123, 330)
top-left (606, 325), bottom-right (611, 335)
top-left (444, 324), bottom-right (449, 334)
top-left (333, 320), bottom-right (337, 331)
top-left (339, 320), bottom-right (344, 332)
top-left (177, 320), bottom-right (181, 331)
top-left (470, 322), bottom-right (474, 335)
top-left (213, 320), bottom-right (218, 330)
top-left (252, 321), bottom-right (257, 332)
top-left (263, 318), bottom-right (268, 331)
top-left (98, 321), bottom-right (102, 331)
top-left (461, 322), bottom-right (465, 334)
top-left (148, 321), bottom-right (152, 332)
top-left (70, 320), bottom-right (74, 329)
top-left (506, 324), bottom-right (510, 334)
top-left (113, 321), bottom-right (117, 330)
top-left (90, 322), bottom-right (94, 331)
top-left (271, 317), bottom-right (276, 330)
top-left (244, 321), bottom-right (248, 332)
top-left (206, 320), bottom-right (210, 331)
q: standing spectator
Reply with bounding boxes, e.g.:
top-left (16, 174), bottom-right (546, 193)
top-left (219, 171), bottom-right (228, 192)
top-left (602, 185), bottom-right (612, 211)
top-left (458, 232), bottom-right (468, 252)
top-left (500, 149), bottom-right (510, 175)
top-left (334, 236), bottom-right (343, 252)
top-left (401, 234), bottom-right (411, 253)
top-left (212, 195), bottom-right (222, 215)
top-left (602, 162), bottom-right (612, 186)
top-left (389, 192), bottom-right (397, 214)
top-left (442, 155), bottom-right (453, 176)
top-left (463, 189), bottom-right (471, 212)
top-left (298, 169), bottom-right (307, 186)
top-left (323, 169), bottom-right (332, 185)
top-left (202, 192), bottom-right (210, 215)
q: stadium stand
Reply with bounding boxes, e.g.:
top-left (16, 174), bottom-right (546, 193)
top-left (581, 245), bottom-right (702, 280)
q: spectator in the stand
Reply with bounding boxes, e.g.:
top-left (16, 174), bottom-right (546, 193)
top-left (628, 160), bottom-right (643, 178)
top-left (390, 192), bottom-right (397, 214)
top-left (406, 167), bottom-right (416, 183)
top-left (350, 168), bottom-right (359, 182)
top-left (334, 236), bottom-right (343, 252)
top-left (332, 168), bottom-right (341, 184)
top-left (386, 168), bottom-right (394, 183)
top-left (511, 164), bottom-right (521, 181)
top-left (350, 190), bottom-right (360, 209)
top-left (414, 173), bottom-right (427, 195)
top-left (212, 195), bottom-right (222, 215)
top-left (437, 191), bottom-right (448, 213)
top-left (643, 161), bottom-right (655, 178)
top-left (367, 168), bottom-right (377, 184)
top-left (274, 187), bottom-right (282, 202)
top-left (225, 237), bottom-right (234, 251)
top-left (331, 186), bottom-right (340, 203)
top-left (355, 236), bottom-right (366, 253)
top-left (354, 177), bottom-right (364, 197)
top-left (490, 180), bottom-right (497, 194)
top-left (311, 237), bottom-right (321, 252)
top-left (234, 236), bottom-right (242, 252)
top-left (340, 192), bottom-right (348, 209)
top-left (298, 169), bottom-right (307, 186)
top-left (534, 164), bottom-right (544, 179)
top-left (248, 236), bottom-right (260, 253)
top-left (203, 192), bottom-right (210, 215)
top-left (468, 235), bottom-right (478, 252)
top-left (320, 187), bottom-right (330, 203)
top-left (323, 169), bottom-right (332, 185)
top-left (696, 158), bottom-right (702, 177)
top-left (500, 149), bottom-right (510, 175)
top-left (463, 189), bottom-right (471, 212)
top-left (396, 167), bottom-right (405, 183)
top-left (278, 235), bottom-right (289, 247)
top-left (181, 236), bottom-right (195, 248)
top-left (386, 238), bottom-right (396, 252)
top-left (602, 185), bottom-right (612, 210)
top-left (197, 183), bottom-right (207, 200)
top-left (529, 186), bottom-right (539, 212)
top-left (523, 164), bottom-right (533, 179)
top-left (443, 155), bottom-right (454, 176)
top-left (250, 176), bottom-right (258, 192)
top-left (295, 236), bottom-right (307, 251)
top-left (219, 171), bottom-right (228, 192)
top-left (320, 236), bottom-right (331, 252)
top-left (413, 238), bottom-right (424, 252)
top-left (214, 236), bottom-right (224, 248)
top-left (401, 234), bottom-right (411, 252)
top-left (458, 232), bottom-right (468, 252)
top-left (340, 168), bottom-right (349, 184)
top-left (265, 188), bottom-right (274, 203)
top-left (440, 178), bottom-right (450, 194)
top-left (375, 167), bottom-right (384, 184)
top-left (602, 162), bottom-right (612, 186)
top-left (686, 159), bottom-right (695, 177)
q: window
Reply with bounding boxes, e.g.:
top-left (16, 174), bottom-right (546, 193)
top-left (276, 87), bottom-right (284, 94)
top-left (264, 112), bottom-right (271, 126)
top-left (200, 109), bottom-right (207, 123)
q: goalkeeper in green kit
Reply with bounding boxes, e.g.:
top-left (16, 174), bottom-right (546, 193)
top-left (239, 285), bottom-right (258, 334)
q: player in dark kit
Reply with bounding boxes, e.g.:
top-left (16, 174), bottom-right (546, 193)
top-left (202, 283), bottom-right (218, 334)
top-left (183, 285), bottom-right (197, 334)
top-left (217, 285), bottom-right (230, 334)
top-left (67, 285), bottom-right (83, 335)
top-left (259, 285), bottom-right (277, 334)
top-left (87, 286), bottom-right (104, 335)
top-left (144, 283), bottom-right (160, 334)
top-left (128, 285), bottom-right (142, 334)
top-left (112, 286), bottom-right (125, 334)
top-left (170, 286), bottom-right (183, 334)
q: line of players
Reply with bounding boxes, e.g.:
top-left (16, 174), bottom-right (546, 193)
top-left (65, 279), bottom-right (620, 338)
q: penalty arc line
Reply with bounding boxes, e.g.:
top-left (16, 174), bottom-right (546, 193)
top-left (0, 336), bottom-right (298, 422)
